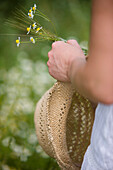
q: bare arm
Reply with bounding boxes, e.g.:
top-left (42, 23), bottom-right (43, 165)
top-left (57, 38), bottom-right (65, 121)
top-left (47, 0), bottom-right (113, 104)
top-left (70, 0), bottom-right (113, 104)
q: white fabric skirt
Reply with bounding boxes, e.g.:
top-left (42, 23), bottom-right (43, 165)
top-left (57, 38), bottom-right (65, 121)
top-left (81, 103), bottom-right (113, 170)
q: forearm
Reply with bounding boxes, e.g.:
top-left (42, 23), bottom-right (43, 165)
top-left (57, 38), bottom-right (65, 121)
top-left (70, 57), bottom-right (113, 104)
top-left (69, 0), bottom-right (113, 104)
top-left (69, 59), bottom-right (98, 103)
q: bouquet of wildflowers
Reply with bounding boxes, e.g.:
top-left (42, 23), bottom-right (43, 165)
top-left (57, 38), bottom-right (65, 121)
top-left (8, 3), bottom-right (88, 55)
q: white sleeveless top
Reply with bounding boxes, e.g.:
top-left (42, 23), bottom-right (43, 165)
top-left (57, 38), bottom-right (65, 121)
top-left (81, 103), bottom-right (113, 170)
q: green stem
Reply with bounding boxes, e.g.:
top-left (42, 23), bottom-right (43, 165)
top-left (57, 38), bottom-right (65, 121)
top-left (35, 9), bottom-right (57, 35)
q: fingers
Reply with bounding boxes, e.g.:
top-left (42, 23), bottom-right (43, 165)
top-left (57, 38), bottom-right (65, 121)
top-left (48, 50), bottom-right (53, 58)
top-left (47, 57), bottom-right (53, 67)
top-left (52, 41), bottom-right (65, 48)
top-left (47, 58), bottom-right (54, 67)
top-left (48, 41), bottom-right (63, 58)
top-left (67, 39), bottom-right (80, 48)
top-left (52, 40), bottom-right (79, 49)
top-left (47, 41), bottom-right (66, 67)
top-left (47, 60), bottom-right (50, 67)
top-left (47, 50), bottom-right (55, 67)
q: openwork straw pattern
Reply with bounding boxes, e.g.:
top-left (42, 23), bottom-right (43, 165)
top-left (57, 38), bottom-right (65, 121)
top-left (34, 81), bottom-right (95, 169)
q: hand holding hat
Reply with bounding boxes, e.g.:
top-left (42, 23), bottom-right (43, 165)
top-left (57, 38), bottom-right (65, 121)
top-left (34, 39), bottom-right (95, 170)
top-left (47, 40), bottom-right (86, 83)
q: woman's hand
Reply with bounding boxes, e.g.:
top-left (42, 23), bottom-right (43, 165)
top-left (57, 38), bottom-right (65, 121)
top-left (47, 40), bottom-right (86, 82)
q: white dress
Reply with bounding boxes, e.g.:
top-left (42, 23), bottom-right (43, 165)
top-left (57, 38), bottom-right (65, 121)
top-left (81, 103), bottom-right (113, 170)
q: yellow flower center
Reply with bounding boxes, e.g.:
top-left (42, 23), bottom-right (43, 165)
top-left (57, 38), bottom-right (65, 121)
top-left (29, 9), bottom-right (32, 13)
top-left (29, 13), bottom-right (32, 17)
top-left (39, 32), bottom-right (42, 35)
top-left (27, 27), bottom-right (30, 32)
top-left (36, 28), bottom-right (40, 31)
top-left (31, 38), bottom-right (34, 42)
top-left (32, 24), bottom-right (35, 28)
top-left (16, 40), bottom-right (19, 44)
top-left (32, 7), bottom-right (36, 11)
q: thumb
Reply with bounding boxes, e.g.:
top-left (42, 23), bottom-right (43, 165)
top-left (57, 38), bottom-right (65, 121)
top-left (67, 39), bottom-right (80, 48)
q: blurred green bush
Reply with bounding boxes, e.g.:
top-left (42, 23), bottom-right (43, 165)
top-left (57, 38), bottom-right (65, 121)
top-left (0, 0), bottom-right (91, 169)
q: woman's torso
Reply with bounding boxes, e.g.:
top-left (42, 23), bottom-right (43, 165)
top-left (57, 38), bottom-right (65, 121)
top-left (81, 103), bottom-right (113, 170)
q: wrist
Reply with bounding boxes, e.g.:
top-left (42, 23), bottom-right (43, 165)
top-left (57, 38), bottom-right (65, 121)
top-left (68, 57), bottom-right (86, 85)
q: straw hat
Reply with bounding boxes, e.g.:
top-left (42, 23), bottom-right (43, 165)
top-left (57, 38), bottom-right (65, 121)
top-left (34, 81), bottom-right (95, 170)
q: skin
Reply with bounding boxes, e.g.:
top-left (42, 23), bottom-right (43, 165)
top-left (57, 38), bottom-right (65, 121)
top-left (47, 0), bottom-right (113, 104)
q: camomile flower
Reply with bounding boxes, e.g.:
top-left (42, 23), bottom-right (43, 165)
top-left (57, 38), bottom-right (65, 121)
top-left (27, 25), bottom-right (31, 34)
top-left (29, 7), bottom-right (32, 13)
top-left (32, 4), bottom-right (37, 13)
top-left (39, 32), bottom-right (42, 35)
top-left (32, 22), bottom-right (37, 29)
top-left (30, 37), bottom-right (35, 44)
top-left (36, 27), bottom-right (42, 33)
top-left (16, 37), bottom-right (20, 47)
top-left (28, 11), bottom-right (34, 19)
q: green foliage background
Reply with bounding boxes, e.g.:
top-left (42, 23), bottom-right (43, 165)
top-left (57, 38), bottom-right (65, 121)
top-left (0, 0), bottom-right (91, 169)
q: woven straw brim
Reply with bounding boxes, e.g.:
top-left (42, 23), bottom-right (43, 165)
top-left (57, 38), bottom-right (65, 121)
top-left (34, 81), bottom-right (95, 170)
